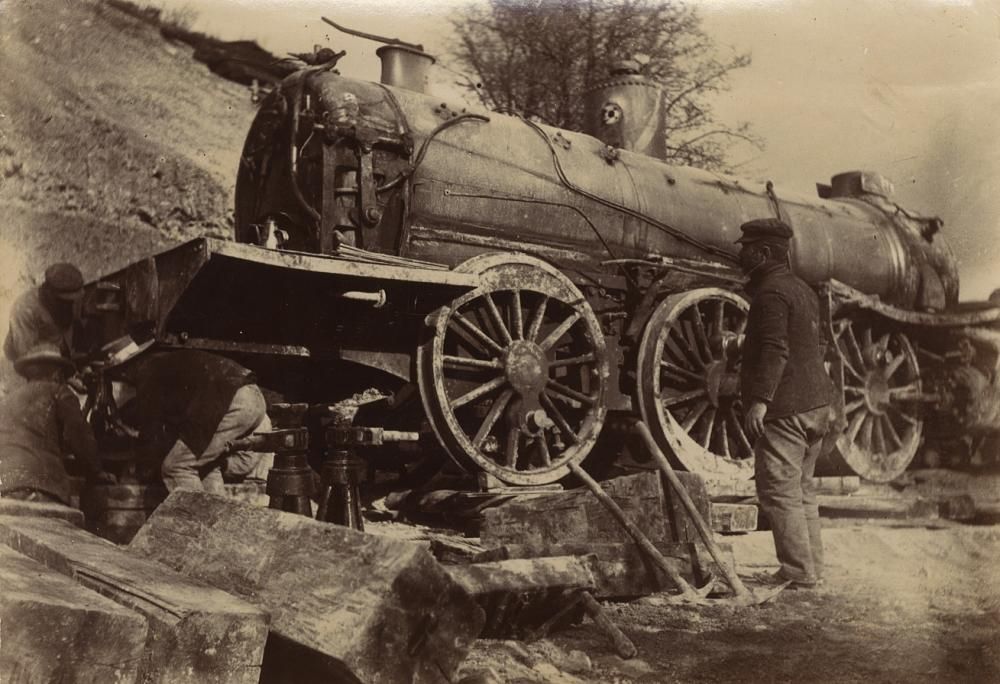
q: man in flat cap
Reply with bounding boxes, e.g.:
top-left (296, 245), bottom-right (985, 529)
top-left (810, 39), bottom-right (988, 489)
top-left (4, 262), bottom-right (84, 373)
top-left (736, 218), bottom-right (835, 589)
top-left (0, 343), bottom-right (115, 505)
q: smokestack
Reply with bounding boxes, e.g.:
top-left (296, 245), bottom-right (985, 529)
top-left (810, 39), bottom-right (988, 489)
top-left (583, 59), bottom-right (668, 159)
top-left (376, 45), bottom-right (435, 93)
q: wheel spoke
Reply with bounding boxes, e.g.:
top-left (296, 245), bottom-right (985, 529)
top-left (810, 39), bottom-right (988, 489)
top-left (450, 375), bottom-right (506, 410)
top-left (875, 332), bottom-right (890, 356)
top-left (844, 398), bottom-right (865, 415)
top-left (680, 320), bottom-right (707, 369)
top-left (860, 414), bottom-right (874, 452)
top-left (660, 360), bottom-right (704, 384)
top-left (842, 322), bottom-right (867, 374)
top-left (443, 355), bottom-right (503, 371)
top-left (511, 290), bottom-right (524, 340)
top-left (846, 410), bottom-right (866, 444)
top-left (681, 400), bottom-right (710, 432)
top-left (888, 405), bottom-right (919, 426)
top-left (473, 388), bottom-right (514, 449)
top-left (665, 334), bottom-right (697, 371)
top-left (539, 311), bottom-right (581, 351)
top-left (661, 388), bottom-right (707, 408)
top-left (540, 393), bottom-right (579, 445)
top-left (546, 379), bottom-right (597, 407)
top-left (718, 413), bottom-right (731, 458)
top-left (872, 416), bottom-right (886, 455)
top-left (884, 353), bottom-right (906, 380)
top-left (453, 312), bottom-right (505, 356)
top-left (550, 352), bottom-right (596, 368)
top-left (527, 295), bottom-right (548, 342)
top-left (484, 293), bottom-right (512, 345)
top-left (699, 407), bottom-right (717, 450)
top-left (882, 415), bottom-right (903, 449)
top-left (862, 328), bottom-right (874, 365)
top-left (727, 407), bottom-right (753, 455)
top-left (690, 305), bottom-right (715, 364)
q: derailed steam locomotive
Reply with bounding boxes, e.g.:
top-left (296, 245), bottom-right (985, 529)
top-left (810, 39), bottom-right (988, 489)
top-left (89, 39), bottom-right (1000, 487)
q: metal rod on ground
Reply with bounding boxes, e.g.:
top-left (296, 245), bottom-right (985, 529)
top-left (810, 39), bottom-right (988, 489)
top-left (635, 420), bottom-right (755, 603)
top-left (567, 461), bottom-right (707, 602)
top-left (580, 591), bottom-right (637, 660)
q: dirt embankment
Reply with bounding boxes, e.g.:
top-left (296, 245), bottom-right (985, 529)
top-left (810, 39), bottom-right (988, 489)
top-left (0, 0), bottom-right (256, 387)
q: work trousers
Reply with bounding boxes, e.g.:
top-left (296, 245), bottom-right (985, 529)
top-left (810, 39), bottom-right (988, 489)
top-left (754, 405), bottom-right (831, 583)
top-left (161, 384), bottom-right (272, 493)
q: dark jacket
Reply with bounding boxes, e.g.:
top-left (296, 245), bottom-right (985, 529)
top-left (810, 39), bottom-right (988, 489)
top-left (740, 263), bottom-right (835, 419)
top-left (0, 380), bottom-right (101, 504)
top-left (132, 351), bottom-right (257, 457)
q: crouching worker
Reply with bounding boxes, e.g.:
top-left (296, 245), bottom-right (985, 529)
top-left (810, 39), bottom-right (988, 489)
top-left (103, 338), bottom-right (273, 493)
top-left (0, 343), bottom-right (116, 505)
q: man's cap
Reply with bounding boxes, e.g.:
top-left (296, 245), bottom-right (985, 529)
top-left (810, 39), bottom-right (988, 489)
top-left (100, 334), bottom-right (155, 368)
top-left (13, 343), bottom-right (74, 375)
top-left (736, 218), bottom-right (794, 244)
top-left (43, 263), bottom-right (84, 301)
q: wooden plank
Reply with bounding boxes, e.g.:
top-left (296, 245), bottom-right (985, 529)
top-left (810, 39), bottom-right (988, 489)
top-left (0, 498), bottom-right (85, 527)
top-left (128, 490), bottom-right (484, 684)
top-left (813, 476), bottom-right (862, 495)
top-left (496, 541), bottom-right (723, 599)
top-left (0, 516), bottom-right (268, 683)
top-left (704, 477), bottom-right (757, 500)
top-left (711, 503), bottom-right (759, 533)
top-left (0, 545), bottom-right (148, 684)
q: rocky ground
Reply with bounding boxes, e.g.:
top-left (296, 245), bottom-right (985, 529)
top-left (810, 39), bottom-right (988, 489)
top-left (1, 2), bottom-right (997, 682)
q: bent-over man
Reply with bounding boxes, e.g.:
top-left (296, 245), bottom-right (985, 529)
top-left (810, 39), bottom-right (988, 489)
top-left (105, 341), bottom-right (272, 492)
top-left (737, 218), bottom-right (835, 588)
top-left (0, 343), bottom-right (115, 505)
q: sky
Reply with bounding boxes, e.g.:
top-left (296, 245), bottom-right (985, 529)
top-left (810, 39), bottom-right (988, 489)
top-left (155, 0), bottom-right (1000, 300)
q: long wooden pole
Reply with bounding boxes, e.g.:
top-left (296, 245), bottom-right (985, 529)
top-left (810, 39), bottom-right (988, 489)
top-left (567, 462), bottom-right (702, 601)
top-left (636, 421), bottom-right (754, 602)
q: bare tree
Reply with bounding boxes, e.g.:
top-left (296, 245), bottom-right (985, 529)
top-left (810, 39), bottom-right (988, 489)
top-left (448, 0), bottom-right (760, 170)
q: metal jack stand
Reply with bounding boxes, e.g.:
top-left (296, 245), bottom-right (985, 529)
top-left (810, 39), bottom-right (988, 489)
top-left (318, 427), bottom-right (420, 531)
top-left (227, 403), bottom-right (315, 517)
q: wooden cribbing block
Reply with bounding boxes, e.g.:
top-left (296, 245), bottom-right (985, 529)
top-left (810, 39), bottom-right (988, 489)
top-left (0, 498), bottom-right (85, 527)
top-left (480, 472), bottom-right (671, 549)
top-left (710, 503), bottom-right (759, 533)
top-left (0, 545), bottom-right (148, 683)
top-left (128, 490), bottom-right (484, 684)
top-left (0, 516), bottom-right (268, 683)
top-left (663, 471), bottom-right (711, 542)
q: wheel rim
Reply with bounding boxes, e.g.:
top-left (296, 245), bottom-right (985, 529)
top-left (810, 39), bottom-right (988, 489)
top-left (418, 254), bottom-right (609, 485)
top-left (829, 318), bottom-right (923, 481)
top-left (637, 289), bottom-right (754, 479)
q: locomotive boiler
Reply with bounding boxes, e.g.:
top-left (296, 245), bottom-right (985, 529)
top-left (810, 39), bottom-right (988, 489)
top-left (88, 38), bottom-right (994, 490)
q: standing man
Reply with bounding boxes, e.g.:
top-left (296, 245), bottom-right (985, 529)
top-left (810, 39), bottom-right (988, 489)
top-left (737, 218), bottom-right (835, 588)
top-left (5, 263), bottom-right (84, 369)
top-left (104, 339), bottom-right (272, 493)
top-left (0, 343), bottom-right (115, 505)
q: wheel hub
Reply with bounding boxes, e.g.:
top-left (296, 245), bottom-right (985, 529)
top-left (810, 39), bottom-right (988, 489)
top-left (504, 339), bottom-right (549, 396)
top-left (864, 372), bottom-right (891, 415)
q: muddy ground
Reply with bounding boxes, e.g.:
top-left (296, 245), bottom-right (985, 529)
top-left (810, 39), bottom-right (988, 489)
top-left (1, 2), bottom-right (998, 682)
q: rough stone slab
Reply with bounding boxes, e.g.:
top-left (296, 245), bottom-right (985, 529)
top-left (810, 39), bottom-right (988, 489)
top-left (128, 490), bottom-right (484, 684)
top-left (0, 498), bottom-right (85, 527)
top-left (0, 545), bottom-right (148, 684)
top-left (711, 503), bottom-right (759, 533)
top-left (0, 516), bottom-right (268, 683)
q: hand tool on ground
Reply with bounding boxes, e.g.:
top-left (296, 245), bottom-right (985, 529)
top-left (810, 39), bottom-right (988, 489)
top-left (635, 420), bottom-right (788, 605)
top-left (567, 461), bottom-right (713, 605)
